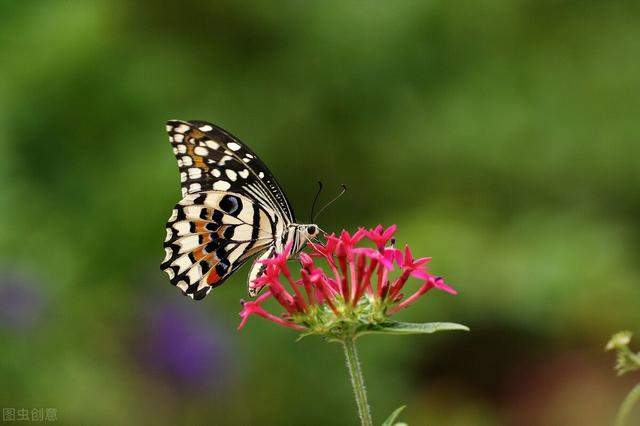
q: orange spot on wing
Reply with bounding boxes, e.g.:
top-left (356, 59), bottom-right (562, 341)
top-left (195, 220), bottom-right (211, 235)
top-left (189, 129), bottom-right (205, 139)
top-left (192, 247), bottom-right (205, 262)
top-left (186, 144), bottom-right (209, 170)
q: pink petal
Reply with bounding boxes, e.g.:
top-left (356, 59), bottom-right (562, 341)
top-left (432, 277), bottom-right (457, 295)
top-left (382, 224), bottom-right (397, 239)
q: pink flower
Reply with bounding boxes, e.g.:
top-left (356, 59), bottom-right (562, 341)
top-left (397, 245), bottom-right (431, 269)
top-left (351, 247), bottom-right (395, 270)
top-left (258, 242), bottom-right (293, 269)
top-left (238, 225), bottom-right (458, 333)
top-left (367, 224), bottom-right (397, 249)
top-left (310, 233), bottom-right (339, 258)
top-left (238, 292), bottom-right (305, 331)
top-left (340, 228), bottom-right (367, 248)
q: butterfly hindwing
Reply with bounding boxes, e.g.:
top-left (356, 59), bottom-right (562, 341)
top-left (161, 191), bottom-right (275, 300)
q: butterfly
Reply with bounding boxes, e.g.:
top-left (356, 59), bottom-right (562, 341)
top-left (161, 120), bottom-right (320, 300)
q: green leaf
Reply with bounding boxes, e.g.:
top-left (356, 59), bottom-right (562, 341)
top-left (382, 405), bottom-right (406, 426)
top-left (363, 321), bottom-right (470, 336)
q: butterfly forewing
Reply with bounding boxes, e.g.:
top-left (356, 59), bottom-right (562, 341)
top-left (166, 120), bottom-right (295, 222)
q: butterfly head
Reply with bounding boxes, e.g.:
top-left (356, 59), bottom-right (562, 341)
top-left (284, 223), bottom-right (321, 255)
top-left (298, 223), bottom-right (321, 242)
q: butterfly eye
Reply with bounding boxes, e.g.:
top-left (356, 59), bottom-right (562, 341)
top-left (307, 225), bottom-right (317, 235)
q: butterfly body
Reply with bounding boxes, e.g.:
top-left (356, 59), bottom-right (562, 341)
top-left (161, 120), bottom-right (318, 300)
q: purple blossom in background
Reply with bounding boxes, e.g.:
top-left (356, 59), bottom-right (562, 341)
top-left (137, 299), bottom-right (233, 393)
top-left (0, 271), bottom-right (45, 331)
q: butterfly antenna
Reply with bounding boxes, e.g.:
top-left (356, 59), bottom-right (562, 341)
top-left (313, 184), bottom-right (347, 222)
top-left (310, 181), bottom-right (324, 223)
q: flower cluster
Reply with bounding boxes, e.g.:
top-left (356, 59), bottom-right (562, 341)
top-left (238, 225), bottom-right (457, 339)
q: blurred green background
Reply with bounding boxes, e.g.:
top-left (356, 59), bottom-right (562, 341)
top-left (2, 1), bottom-right (640, 425)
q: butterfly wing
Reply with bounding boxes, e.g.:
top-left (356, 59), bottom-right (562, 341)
top-left (162, 120), bottom-right (296, 299)
top-left (166, 119), bottom-right (296, 222)
top-left (161, 192), bottom-right (276, 300)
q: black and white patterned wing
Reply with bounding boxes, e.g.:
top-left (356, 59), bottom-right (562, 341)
top-left (166, 119), bottom-right (296, 223)
top-left (161, 192), bottom-right (275, 300)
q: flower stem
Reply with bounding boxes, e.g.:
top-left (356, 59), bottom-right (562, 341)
top-left (342, 336), bottom-right (373, 426)
top-left (616, 382), bottom-right (640, 426)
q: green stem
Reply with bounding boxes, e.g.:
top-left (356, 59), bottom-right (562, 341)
top-left (616, 382), bottom-right (640, 426)
top-left (342, 336), bottom-right (373, 426)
